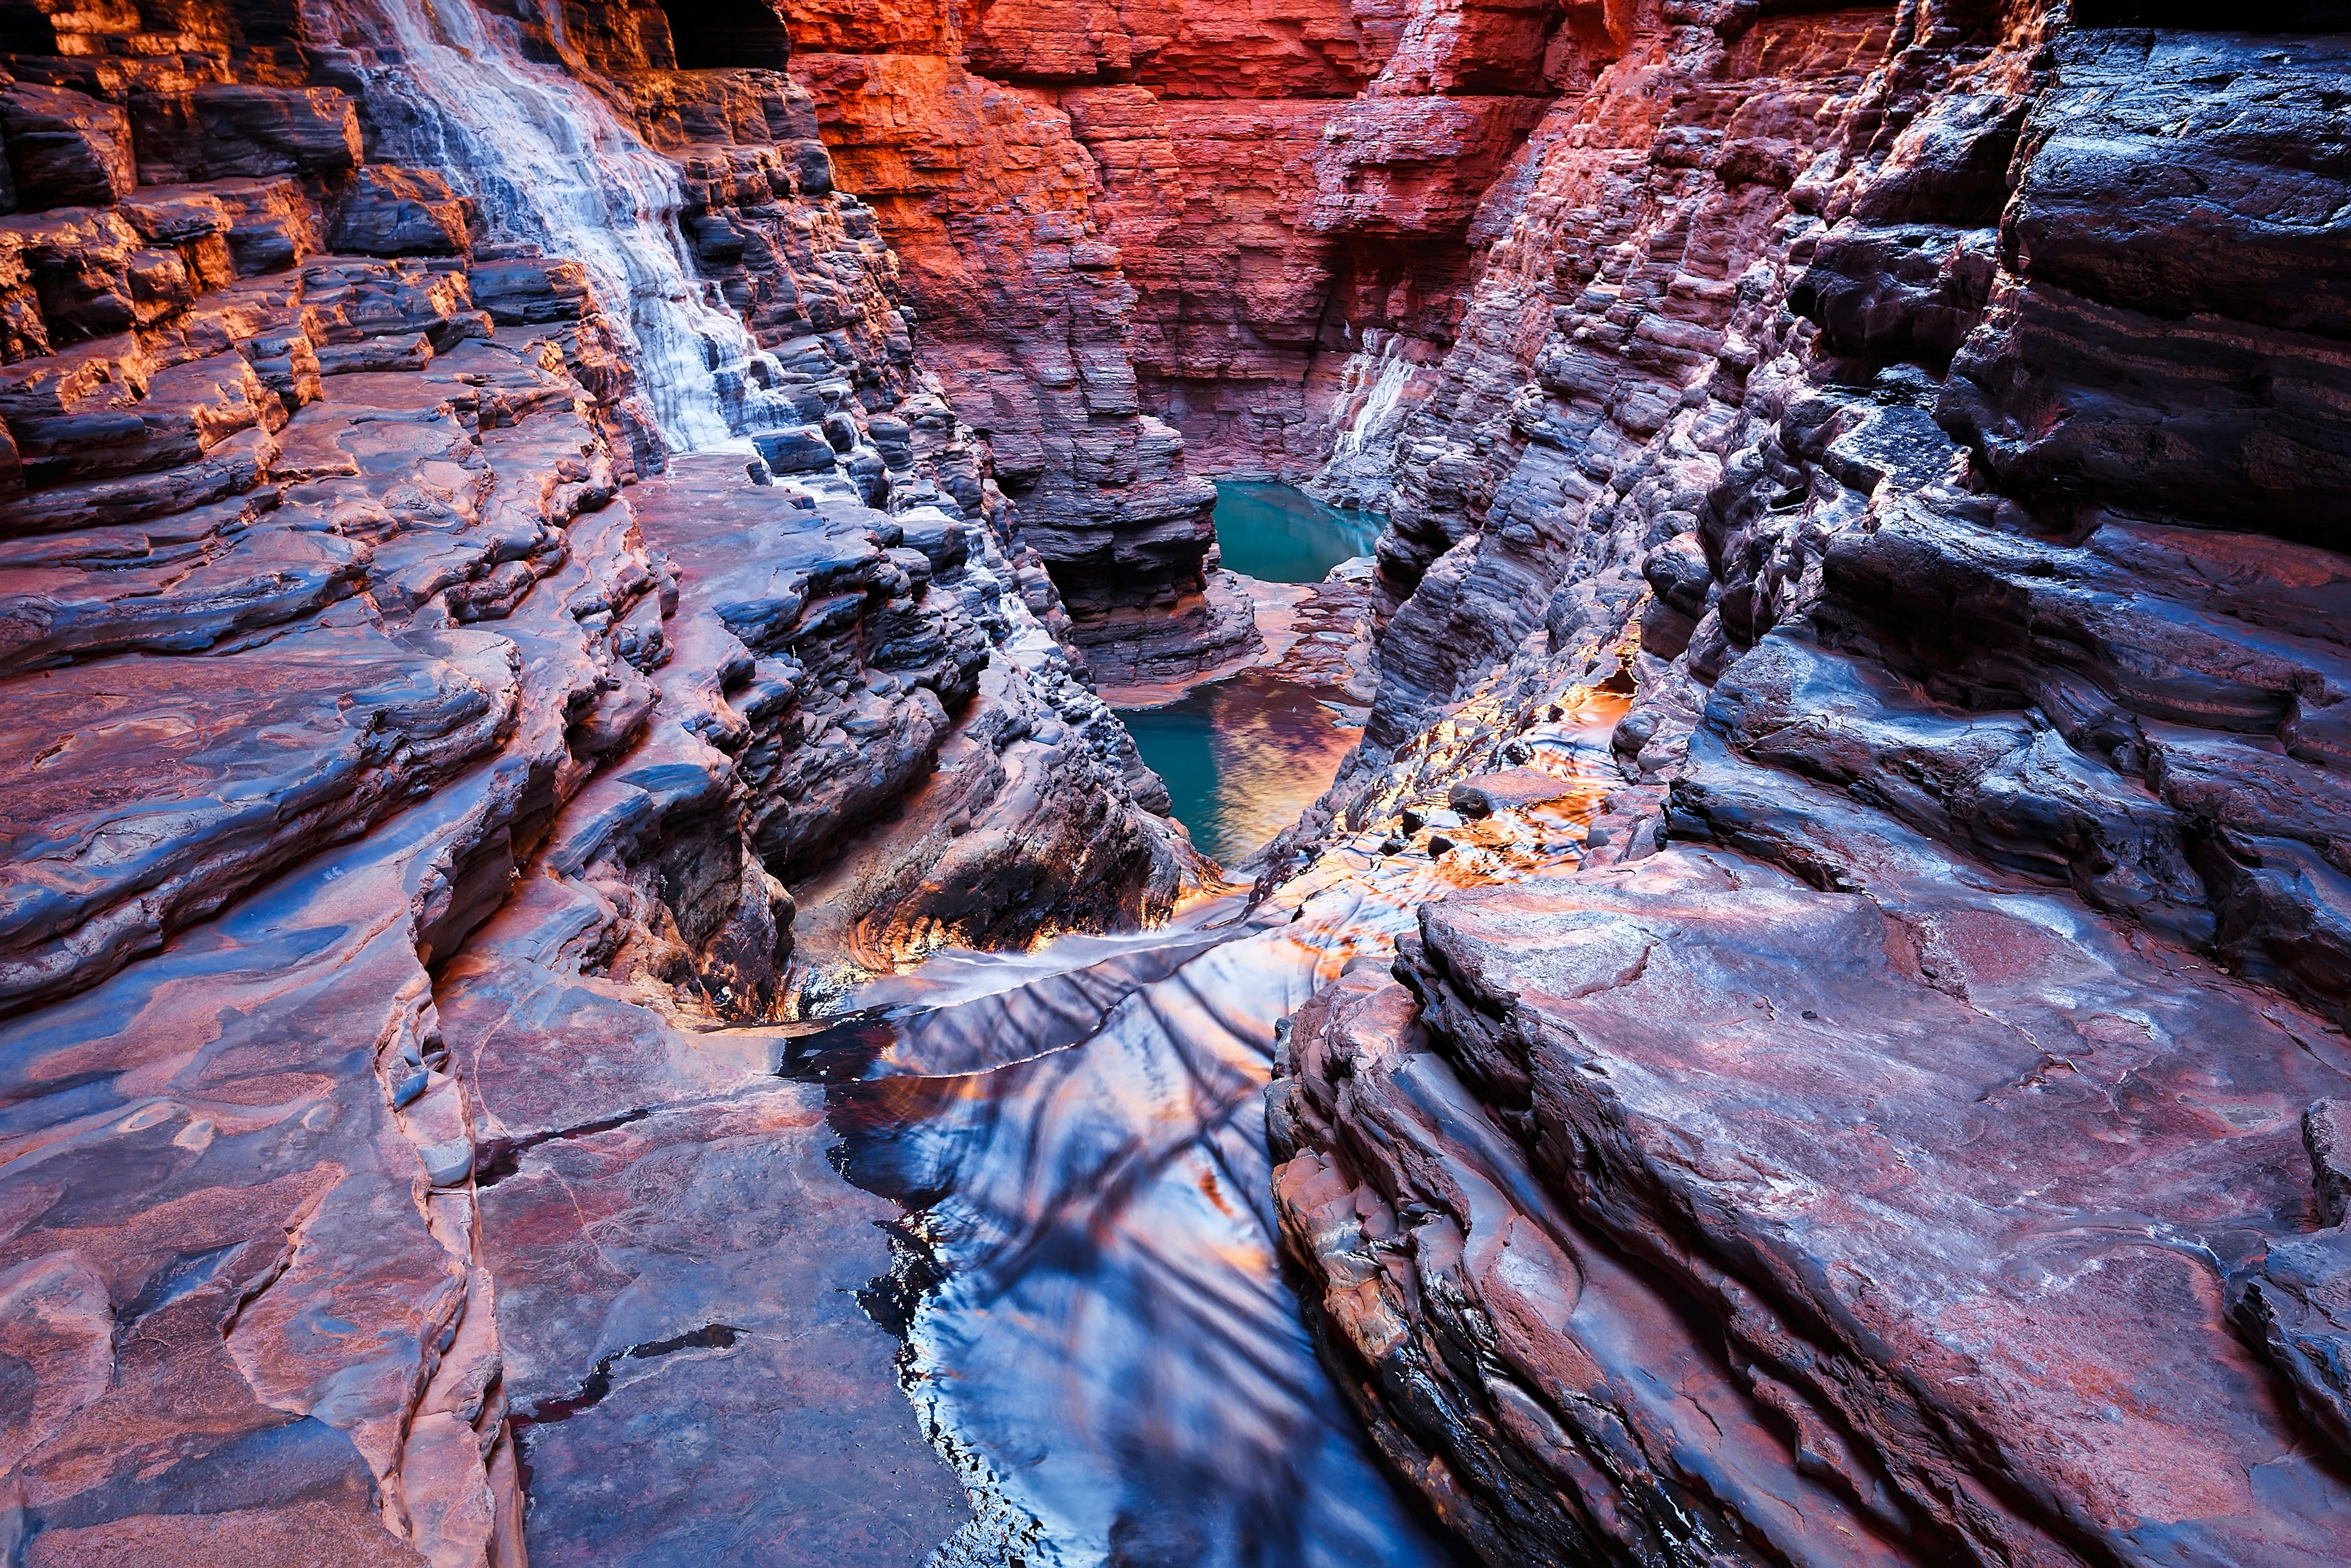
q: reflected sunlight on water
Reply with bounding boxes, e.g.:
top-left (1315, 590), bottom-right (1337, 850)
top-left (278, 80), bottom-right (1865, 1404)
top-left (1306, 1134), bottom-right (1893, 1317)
top-left (1119, 672), bottom-right (1360, 866)
top-left (804, 694), bottom-right (1631, 1567)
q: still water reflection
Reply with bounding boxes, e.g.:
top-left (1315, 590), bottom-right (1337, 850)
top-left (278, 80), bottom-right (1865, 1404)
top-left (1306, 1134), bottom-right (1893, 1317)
top-left (1118, 672), bottom-right (1359, 866)
top-left (1116, 482), bottom-right (1380, 867)
top-left (825, 880), bottom-right (1457, 1568)
top-left (809, 702), bottom-right (1627, 1568)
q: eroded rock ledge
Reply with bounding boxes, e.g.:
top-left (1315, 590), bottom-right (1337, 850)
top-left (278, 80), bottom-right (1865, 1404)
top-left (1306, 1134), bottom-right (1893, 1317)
top-left (776, 0), bottom-right (1613, 675)
top-left (1267, 2), bottom-right (2351, 1562)
top-left (0, 2), bottom-right (1193, 1562)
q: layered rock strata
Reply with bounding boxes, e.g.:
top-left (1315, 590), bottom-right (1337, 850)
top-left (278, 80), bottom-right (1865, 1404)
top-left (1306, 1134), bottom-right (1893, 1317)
top-left (1269, 4), bottom-right (2351, 1563)
top-left (775, 0), bottom-right (1614, 672)
top-left (0, 4), bottom-right (1191, 1563)
top-left (786, 47), bottom-right (1234, 675)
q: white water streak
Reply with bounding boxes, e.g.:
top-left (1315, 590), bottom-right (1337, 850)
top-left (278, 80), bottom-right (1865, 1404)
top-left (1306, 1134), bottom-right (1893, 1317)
top-left (1328, 329), bottom-right (1415, 463)
top-left (360, 0), bottom-right (792, 451)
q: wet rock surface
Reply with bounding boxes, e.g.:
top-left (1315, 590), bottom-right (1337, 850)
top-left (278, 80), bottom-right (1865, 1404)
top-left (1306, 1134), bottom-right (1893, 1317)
top-left (7, 0), bottom-right (2351, 1564)
top-left (1263, 4), bottom-right (2351, 1564)
top-left (0, 2), bottom-right (1194, 1563)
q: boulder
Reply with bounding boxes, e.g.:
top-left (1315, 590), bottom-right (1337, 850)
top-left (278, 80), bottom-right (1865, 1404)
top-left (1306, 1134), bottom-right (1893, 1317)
top-left (467, 255), bottom-right (593, 324)
top-left (1445, 767), bottom-right (1577, 818)
top-left (752, 424), bottom-right (836, 473)
top-left (0, 83), bottom-right (135, 210)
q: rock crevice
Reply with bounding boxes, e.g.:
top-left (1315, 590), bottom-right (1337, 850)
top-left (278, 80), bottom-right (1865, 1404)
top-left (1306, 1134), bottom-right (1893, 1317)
top-left (0, 3), bottom-right (1195, 1562)
top-left (1267, 4), bottom-right (2351, 1563)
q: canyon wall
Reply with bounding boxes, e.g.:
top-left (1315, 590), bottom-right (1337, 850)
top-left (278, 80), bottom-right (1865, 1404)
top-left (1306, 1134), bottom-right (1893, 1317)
top-left (1270, 1), bottom-right (2351, 1563)
top-left (773, 0), bottom-right (1617, 669)
top-left (0, 2), bottom-right (1193, 1562)
top-left (7, 0), bottom-right (2351, 1564)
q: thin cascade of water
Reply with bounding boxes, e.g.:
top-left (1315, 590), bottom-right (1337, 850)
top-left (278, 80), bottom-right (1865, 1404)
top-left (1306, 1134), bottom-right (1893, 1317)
top-left (1328, 329), bottom-right (1415, 463)
top-left (355, 0), bottom-right (798, 451)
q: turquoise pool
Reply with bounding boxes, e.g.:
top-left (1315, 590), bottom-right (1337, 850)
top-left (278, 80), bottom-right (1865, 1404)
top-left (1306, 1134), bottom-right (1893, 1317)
top-left (1119, 670), bottom-right (1358, 866)
top-left (1210, 481), bottom-right (1382, 585)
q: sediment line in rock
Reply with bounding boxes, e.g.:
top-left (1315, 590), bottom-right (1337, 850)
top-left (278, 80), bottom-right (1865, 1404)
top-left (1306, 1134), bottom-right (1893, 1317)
top-left (0, 4), bottom-right (1201, 1562)
top-left (1266, 4), bottom-right (2351, 1563)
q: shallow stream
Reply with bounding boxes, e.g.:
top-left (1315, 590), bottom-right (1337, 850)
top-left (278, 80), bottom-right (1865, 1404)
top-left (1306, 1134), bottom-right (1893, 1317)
top-left (804, 691), bottom-right (1625, 1567)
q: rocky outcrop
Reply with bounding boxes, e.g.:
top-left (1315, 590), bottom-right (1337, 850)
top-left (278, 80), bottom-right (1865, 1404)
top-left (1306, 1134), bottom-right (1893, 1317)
top-left (0, 3), bottom-right (1192, 1564)
top-left (1345, 0), bottom-right (1906, 756)
top-left (786, 50), bottom-right (1235, 676)
top-left (9, 0), bottom-right (2351, 1562)
top-left (1269, 4), bottom-right (2351, 1563)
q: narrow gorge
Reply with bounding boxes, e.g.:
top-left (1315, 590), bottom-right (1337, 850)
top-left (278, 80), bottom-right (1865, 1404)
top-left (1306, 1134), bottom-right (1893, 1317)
top-left (3, 1), bottom-right (2349, 1566)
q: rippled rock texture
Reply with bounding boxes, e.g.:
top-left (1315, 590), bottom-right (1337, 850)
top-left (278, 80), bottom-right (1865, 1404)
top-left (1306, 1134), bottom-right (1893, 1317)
top-left (1269, 4), bottom-right (2351, 1564)
top-left (0, 2), bottom-right (1192, 1563)
top-left (10, 0), bottom-right (2351, 1563)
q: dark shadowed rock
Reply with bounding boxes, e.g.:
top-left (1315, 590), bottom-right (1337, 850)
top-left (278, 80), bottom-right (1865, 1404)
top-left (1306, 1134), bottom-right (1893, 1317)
top-left (752, 422), bottom-right (836, 473)
top-left (0, 83), bottom-right (135, 210)
top-left (328, 166), bottom-right (473, 257)
top-left (1259, 7), bottom-right (2351, 1566)
top-left (130, 85), bottom-right (362, 185)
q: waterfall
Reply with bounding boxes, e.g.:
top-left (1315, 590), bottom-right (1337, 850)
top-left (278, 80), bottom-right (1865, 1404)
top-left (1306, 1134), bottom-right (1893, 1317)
top-left (354, 0), bottom-right (797, 452)
top-left (1327, 329), bottom-right (1415, 465)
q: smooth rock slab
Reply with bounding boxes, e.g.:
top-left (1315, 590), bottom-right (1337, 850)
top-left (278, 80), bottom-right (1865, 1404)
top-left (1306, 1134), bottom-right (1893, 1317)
top-left (0, 623), bottom-right (516, 1013)
top-left (1279, 838), bottom-right (2351, 1566)
top-left (479, 1089), bottom-right (969, 1565)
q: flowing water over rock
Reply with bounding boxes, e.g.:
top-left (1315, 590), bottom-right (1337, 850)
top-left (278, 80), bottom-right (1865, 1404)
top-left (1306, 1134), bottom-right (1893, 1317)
top-left (798, 699), bottom-right (1625, 1567)
top-left (356, 0), bottom-right (799, 448)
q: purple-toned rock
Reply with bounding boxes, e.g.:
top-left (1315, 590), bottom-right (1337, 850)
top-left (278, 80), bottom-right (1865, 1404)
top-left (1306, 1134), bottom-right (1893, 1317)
top-left (328, 165), bottom-right (474, 258)
top-left (130, 85), bottom-right (362, 184)
top-left (1445, 766), bottom-right (1577, 818)
top-left (752, 422), bottom-right (836, 473)
top-left (465, 255), bottom-right (593, 324)
top-left (0, 9), bottom-right (1201, 1565)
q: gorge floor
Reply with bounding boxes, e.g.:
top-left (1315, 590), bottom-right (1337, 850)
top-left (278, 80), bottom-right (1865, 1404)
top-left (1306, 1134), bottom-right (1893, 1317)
top-left (809, 692), bottom-right (1627, 1566)
top-left (8, 3), bottom-right (2350, 1565)
top-left (1116, 482), bottom-right (1381, 868)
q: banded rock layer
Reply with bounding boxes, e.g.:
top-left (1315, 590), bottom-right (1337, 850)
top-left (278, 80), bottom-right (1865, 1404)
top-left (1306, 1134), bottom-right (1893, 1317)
top-left (0, 2), bottom-right (1190, 1564)
top-left (776, 0), bottom-right (1619, 673)
top-left (1270, 2), bottom-right (2351, 1564)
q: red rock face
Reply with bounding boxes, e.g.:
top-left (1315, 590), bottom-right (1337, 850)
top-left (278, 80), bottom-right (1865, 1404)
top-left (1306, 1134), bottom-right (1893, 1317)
top-left (774, 0), bottom-right (1588, 662)
top-left (0, 2), bottom-right (1192, 1562)
top-left (9, 0), bottom-right (2351, 1562)
top-left (1261, 2), bottom-right (2351, 1560)
top-left (786, 51), bottom-right (1222, 631)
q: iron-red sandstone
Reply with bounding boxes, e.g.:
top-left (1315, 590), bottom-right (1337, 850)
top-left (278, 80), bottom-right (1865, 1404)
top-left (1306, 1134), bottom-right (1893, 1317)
top-left (4, 0), bottom-right (2351, 1564)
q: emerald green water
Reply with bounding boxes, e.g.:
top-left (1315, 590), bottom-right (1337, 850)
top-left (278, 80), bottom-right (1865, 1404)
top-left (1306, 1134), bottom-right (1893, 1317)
top-left (1120, 484), bottom-right (1379, 865)
top-left (1120, 672), bottom-right (1359, 866)
top-left (1210, 481), bottom-right (1382, 585)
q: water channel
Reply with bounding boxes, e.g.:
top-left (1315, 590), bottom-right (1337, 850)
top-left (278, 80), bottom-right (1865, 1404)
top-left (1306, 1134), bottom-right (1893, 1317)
top-left (793, 478), bottom-right (1624, 1561)
top-left (806, 687), bottom-right (1621, 1566)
